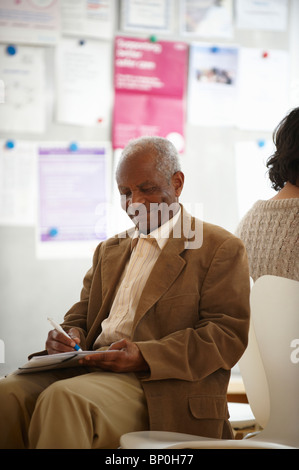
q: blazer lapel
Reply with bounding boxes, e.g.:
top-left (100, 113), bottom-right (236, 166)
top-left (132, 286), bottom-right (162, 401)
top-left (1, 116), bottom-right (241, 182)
top-left (132, 207), bottom-right (198, 332)
top-left (86, 234), bottom-right (132, 347)
top-left (101, 236), bottom-right (132, 300)
top-left (132, 229), bottom-right (187, 333)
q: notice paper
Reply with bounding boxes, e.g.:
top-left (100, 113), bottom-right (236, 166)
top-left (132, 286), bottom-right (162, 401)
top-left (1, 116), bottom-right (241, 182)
top-left (61, 0), bottom-right (114, 39)
top-left (113, 36), bottom-right (188, 152)
top-left (0, 140), bottom-right (37, 226)
top-left (180, 0), bottom-right (233, 38)
top-left (55, 38), bottom-right (112, 127)
top-left (36, 142), bottom-right (111, 259)
top-left (235, 0), bottom-right (288, 32)
top-left (235, 140), bottom-right (276, 220)
top-left (121, 0), bottom-right (173, 33)
top-left (0, 44), bottom-right (46, 133)
top-left (236, 48), bottom-right (289, 131)
top-left (188, 43), bottom-right (239, 127)
top-left (0, 0), bottom-right (59, 45)
top-left (14, 350), bottom-right (105, 374)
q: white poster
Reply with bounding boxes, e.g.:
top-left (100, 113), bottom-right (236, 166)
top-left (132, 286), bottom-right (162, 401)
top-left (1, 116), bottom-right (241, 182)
top-left (235, 140), bottom-right (276, 220)
top-left (0, 140), bottom-right (38, 226)
top-left (0, 0), bottom-right (59, 45)
top-left (180, 0), bottom-right (233, 38)
top-left (188, 43), bottom-right (239, 126)
top-left (236, 0), bottom-right (288, 32)
top-left (237, 48), bottom-right (290, 131)
top-left (55, 38), bottom-right (112, 127)
top-left (37, 142), bottom-right (111, 259)
top-left (61, 0), bottom-right (114, 39)
top-left (0, 45), bottom-right (46, 133)
top-left (121, 0), bottom-right (173, 33)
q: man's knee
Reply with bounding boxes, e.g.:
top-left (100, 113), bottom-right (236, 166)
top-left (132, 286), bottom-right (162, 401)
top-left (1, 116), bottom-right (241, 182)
top-left (0, 375), bottom-right (28, 403)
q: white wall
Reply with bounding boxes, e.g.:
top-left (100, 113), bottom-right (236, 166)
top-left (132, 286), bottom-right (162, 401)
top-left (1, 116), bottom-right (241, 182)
top-left (0, 0), bottom-right (298, 376)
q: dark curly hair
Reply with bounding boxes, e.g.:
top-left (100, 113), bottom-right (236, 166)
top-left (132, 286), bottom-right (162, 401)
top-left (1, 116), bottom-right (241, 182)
top-left (266, 107), bottom-right (299, 191)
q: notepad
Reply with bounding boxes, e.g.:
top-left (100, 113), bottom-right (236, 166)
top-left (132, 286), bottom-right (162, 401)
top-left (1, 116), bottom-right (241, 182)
top-left (14, 351), bottom-right (103, 374)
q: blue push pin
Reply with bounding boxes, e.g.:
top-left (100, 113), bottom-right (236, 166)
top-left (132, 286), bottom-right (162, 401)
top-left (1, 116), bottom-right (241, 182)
top-left (211, 46), bottom-right (219, 53)
top-left (257, 140), bottom-right (265, 148)
top-left (69, 142), bottom-right (78, 151)
top-left (6, 45), bottom-right (17, 56)
top-left (48, 228), bottom-right (58, 237)
top-left (79, 39), bottom-right (85, 46)
top-left (5, 140), bottom-right (15, 149)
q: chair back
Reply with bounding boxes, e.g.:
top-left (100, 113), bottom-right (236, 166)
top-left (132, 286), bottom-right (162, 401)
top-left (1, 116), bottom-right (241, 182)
top-left (244, 275), bottom-right (299, 447)
top-left (238, 315), bottom-right (270, 429)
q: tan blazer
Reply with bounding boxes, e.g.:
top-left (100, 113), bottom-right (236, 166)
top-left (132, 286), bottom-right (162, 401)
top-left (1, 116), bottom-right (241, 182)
top-left (61, 207), bottom-right (250, 439)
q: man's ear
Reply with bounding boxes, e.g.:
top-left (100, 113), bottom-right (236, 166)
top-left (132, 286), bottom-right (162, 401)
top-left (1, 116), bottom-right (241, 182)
top-left (172, 171), bottom-right (184, 197)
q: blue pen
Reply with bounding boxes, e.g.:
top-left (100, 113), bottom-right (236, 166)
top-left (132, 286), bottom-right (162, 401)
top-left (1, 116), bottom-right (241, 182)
top-left (47, 317), bottom-right (82, 351)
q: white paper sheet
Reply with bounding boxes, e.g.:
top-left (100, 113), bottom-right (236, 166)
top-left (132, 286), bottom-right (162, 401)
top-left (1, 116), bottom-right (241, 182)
top-left (36, 142), bottom-right (111, 259)
top-left (0, 140), bottom-right (38, 226)
top-left (0, 0), bottom-right (59, 45)
top-left (55, 38), bottom-right (112, 127)
top-left (180, 0), bottom-right (233, 38)
top-left (188, 43), bottom-right (239, 127)
top-left (0, 45), bottom-right (46, 133)
top-left (235, 140), bottom-right (276, 220)
top-left (15, 350), bottom-right (105, 374)
top-left (61, 0), bottom-right (114, 39)
top-left (121, 0), bottom-right (173, 33)
top-left (236, 47), bottom-right (290, 131)
top-left (236, 0), bottom-right (288, 32)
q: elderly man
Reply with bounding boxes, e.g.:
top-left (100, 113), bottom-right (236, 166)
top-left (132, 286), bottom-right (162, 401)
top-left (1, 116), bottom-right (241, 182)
top-left (0, 136), bottom-right (250, 449)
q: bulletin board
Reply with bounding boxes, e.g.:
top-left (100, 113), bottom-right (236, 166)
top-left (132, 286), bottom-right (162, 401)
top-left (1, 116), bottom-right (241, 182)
top-left (0, 0), bottom-right (298, 376)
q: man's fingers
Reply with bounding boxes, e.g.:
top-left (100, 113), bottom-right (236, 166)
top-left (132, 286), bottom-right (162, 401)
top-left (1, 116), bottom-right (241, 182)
top-left (68, 328), bottom-right (81, 344)
top-left (46, 329), bottom-right (76, 354)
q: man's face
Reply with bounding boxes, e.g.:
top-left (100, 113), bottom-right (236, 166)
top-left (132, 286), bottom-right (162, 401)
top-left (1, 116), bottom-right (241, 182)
top-left (117, 151), bottom-right (184, 233)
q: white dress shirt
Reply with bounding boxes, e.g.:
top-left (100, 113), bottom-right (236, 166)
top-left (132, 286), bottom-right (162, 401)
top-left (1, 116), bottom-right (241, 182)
top-left (93, 209), bottom-right (181, 348)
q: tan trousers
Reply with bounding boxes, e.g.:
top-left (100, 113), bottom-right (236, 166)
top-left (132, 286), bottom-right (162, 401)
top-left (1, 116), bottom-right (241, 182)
top-left (0, 368), bottom-right (149, 449)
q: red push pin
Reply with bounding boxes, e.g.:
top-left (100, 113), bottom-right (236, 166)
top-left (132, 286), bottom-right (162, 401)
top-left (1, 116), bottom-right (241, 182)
top-left (262, 51), bottom-right (269, 58)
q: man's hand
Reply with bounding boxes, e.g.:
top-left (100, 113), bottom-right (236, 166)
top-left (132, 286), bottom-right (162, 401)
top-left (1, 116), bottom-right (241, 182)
top-left (46, 328), bottom-right (81, 355)
top-left (78, 338), bottom-right (149, 373)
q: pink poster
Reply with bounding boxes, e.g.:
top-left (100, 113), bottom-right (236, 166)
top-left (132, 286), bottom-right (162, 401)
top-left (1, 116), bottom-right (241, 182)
top-left (113, 36), bottom-right (188, 152)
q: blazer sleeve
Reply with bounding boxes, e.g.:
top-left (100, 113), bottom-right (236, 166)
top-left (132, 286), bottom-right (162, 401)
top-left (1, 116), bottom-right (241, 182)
top-left (136, 237), bottom-right (250, 382)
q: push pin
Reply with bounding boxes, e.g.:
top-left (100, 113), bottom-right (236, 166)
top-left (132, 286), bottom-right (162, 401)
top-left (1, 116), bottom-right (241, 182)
top-left (6, 45), bottom-right (17, 56)
top-left (5, 140), bottom-right (15, 149)
top-left (48, 228), bottom-right (58, 237)
top-left (69, 142), bottom-right (78, 151)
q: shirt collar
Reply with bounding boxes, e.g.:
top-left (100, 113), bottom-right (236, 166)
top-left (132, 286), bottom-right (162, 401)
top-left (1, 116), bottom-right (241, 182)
top-left (131, 207), bottom-right (181, 251)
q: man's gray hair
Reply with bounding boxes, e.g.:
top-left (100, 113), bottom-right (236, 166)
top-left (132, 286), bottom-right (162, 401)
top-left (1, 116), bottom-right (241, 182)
top-left (116, 136), bottom-right (181, 182)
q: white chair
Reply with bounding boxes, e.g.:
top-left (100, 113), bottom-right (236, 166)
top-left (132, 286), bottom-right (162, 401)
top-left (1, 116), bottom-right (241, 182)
top-left (120, 275), bottom-right (299, 449)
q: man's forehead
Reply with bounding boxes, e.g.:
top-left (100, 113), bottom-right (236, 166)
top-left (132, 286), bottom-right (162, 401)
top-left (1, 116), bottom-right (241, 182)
top-left (118, 179), bottom-right (158, 189)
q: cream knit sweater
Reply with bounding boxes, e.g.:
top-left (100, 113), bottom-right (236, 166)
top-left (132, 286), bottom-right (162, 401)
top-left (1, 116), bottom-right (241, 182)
top-left (235, 198), bottom-right (299, 282)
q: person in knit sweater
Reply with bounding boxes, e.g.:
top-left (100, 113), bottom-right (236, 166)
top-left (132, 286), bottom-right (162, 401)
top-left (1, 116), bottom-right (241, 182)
top-left (236, 107), bottom-right (299, 282)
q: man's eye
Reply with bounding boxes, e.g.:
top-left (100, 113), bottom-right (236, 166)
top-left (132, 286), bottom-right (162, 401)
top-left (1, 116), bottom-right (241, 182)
top-left (120, 191), bottom-right (131, 197)
top-left (143, 187), bottom-right (157, 193)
